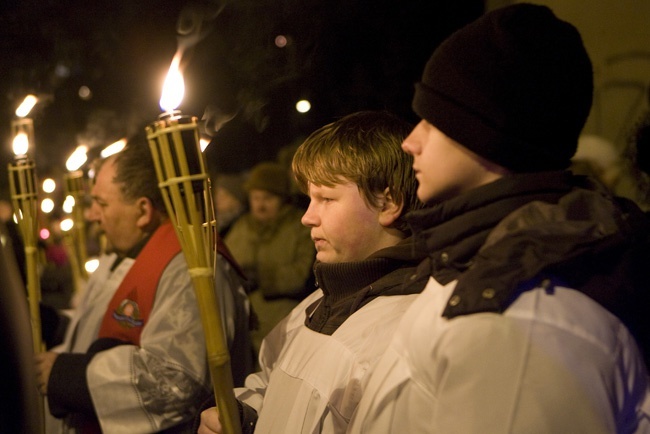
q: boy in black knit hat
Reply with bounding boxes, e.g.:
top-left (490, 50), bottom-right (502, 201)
top-left (349, 4), bottom-right (650, 433)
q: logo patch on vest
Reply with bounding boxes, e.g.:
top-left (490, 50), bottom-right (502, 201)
top-left (112, 298), bottom-right (144, 328)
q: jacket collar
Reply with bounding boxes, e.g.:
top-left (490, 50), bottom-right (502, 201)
top-left (305, 238), bottom-right (428, 335)
top-left (407, 171), bottom-right (650, 333)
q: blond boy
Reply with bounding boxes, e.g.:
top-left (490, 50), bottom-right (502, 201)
top-left (198, 110), bottom-right (427, 433)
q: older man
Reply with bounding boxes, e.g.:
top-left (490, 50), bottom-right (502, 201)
top-left (35, 134), bottom-right (249, 433)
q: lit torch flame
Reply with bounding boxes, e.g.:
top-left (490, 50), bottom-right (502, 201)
top-left (12, 132), bottom-right (29, 157)
top-left (160, 53), bottom-right (185, 113)
top-left (60, 218), bottom-right (74, 232)
top-left (66, 145), bottom-right (88, 172)
top-left (15, 94), bottom-right (38, 118)
top-left (101, 138), bottom-right (127, 159)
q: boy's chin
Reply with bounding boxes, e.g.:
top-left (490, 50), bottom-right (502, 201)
top-left (316, 251), bottom-right (336, 264)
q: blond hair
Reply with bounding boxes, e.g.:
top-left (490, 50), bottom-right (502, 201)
top-left (292, 111), bottom-right (422, 234)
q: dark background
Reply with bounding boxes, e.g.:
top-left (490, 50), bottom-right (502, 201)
top-left (0, 0), bottom-right (484, 198)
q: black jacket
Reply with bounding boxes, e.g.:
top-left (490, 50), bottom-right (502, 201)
top-left (405, 171), bottom-right (650, 367)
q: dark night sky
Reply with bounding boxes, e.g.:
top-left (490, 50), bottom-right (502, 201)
top-left (0, 0), bottom-right (484, 198)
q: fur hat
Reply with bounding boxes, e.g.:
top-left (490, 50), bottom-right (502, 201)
top-left (413, 3), bottom-right (593, 172)
top-left (244, 162), bottom-right (290, 198)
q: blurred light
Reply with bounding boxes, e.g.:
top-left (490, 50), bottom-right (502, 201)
top-left (41, 198), bottom-right (55, 214)
top-left (42, 178), bottom-right (56, 193)
top-left (275, 35), bottom-right (288, 48)
top-left (63, 195), bottom-right (75, 214)
top-left (66, 145), bottom-right (88, 171)
top-left (40, 228), bottom-right (50, 240)
top-left (13, 211), bottom-right (21, 224)
top-left (295, 99), bottom-right (311, 113)
top-left (54, 63), bottom-right (70, 78)
top-left (101, 138), bottom-right (126, 158)
top-left (85, 258), bottom-right (100, 274)
top-left (12, 132), bottom-right (29, 156)
top-left (200, 137), bottom-right (210, 152)
top-left (160, 53), bottom-right (184, 112)
top-left (60, 218), bottom-right (74, 232)
top-left (0, 234), bottom-right (6, 247)
top-left (15, 94), bottom-right (38, 117)
top-left (78, 86), bottom-right (92, 100)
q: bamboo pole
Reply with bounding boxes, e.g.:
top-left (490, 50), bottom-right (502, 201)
top-left (61, 226), bottom-right (84, 299)
top-left (146, 114), bottom-right (241, 434)
top-left (8, 157), bottom-right (42, 353)
top-left (63, 170), bottom-right (89, 296)
top-left (8, 155), bottom-right (45, 434)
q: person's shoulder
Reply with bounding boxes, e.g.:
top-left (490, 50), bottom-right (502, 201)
top-left (506, 285), bottom-right (634, 353)
top-left (225, 213), bottom-right (255, 236)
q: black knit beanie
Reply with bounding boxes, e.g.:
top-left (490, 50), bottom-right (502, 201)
top-left (413, 3), bottom-right (593, 172)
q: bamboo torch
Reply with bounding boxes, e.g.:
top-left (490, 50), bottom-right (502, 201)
top-left (8, 115), bottom-right (43, 354)
top-left (8, 99), bottom-right (46, 433)
top-left (146, 55), bottom-right (241, 434)
top-left (62, 146), bottom-right (89, 296)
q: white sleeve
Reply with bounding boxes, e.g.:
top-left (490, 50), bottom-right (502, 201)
top-left (235, 289), bottom-right (324, 413)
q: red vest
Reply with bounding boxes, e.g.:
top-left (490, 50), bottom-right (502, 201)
top-left (97, 221), bottom-right (181, 346)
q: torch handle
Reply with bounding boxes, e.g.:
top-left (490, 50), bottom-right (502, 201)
top-left (62, 233), bottom-right (85, 300)
top-left (26, 244), bottom-right (45, 434)
top-left (191, 273), bottom-right (241, 434)
top-left (24, 245), bottom-right (43, 353)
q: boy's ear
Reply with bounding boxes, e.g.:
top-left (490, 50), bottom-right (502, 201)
top-left (135, 197), bottom-right (155, 229)
top-left (378, 188), bottom-right (403, 227)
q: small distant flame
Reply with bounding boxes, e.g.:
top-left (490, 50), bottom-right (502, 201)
top-left (12, 132), bottom-right (29, 156)
top-left (160, 53), bottom-right (185, 113)
top-left (62, 196), bottom-right (75, 214)
top-left (66, 145), bottom-right (88, 171)
top-left (101, 138), bottom-right (127, 158)
top-left (60, 218), bottom-right (74, 232)
top-left (15, 95), bottom-right (38, 118)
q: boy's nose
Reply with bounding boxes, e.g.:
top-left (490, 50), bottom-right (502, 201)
top-left (301, 206), bottom-right (317, 227)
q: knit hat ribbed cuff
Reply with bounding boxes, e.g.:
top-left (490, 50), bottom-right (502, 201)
top-left (413, 82), bottom-right (572, 172)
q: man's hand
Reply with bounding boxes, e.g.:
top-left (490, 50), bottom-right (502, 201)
top-left (198, 406), bottom-right (222, 434)
top-left (34, 351), bottom-right (59, 395)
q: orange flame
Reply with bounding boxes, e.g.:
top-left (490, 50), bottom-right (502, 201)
top-left (160, 53), bottom-right (185, 112)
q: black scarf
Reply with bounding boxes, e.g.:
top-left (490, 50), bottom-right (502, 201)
top-left (406, 171), bottom-right (576, 286)
top-left (305, 238), bottom-right (428, 335)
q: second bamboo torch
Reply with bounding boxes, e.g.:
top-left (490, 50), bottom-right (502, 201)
top-left (8, 112), bottom-right (42, 354)
top-left (145, 55), bottom-right (241, 434)
top-left (63, 145), bottom-right (89, 296)
top-left (8, 97), bottom-right (46, 433)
